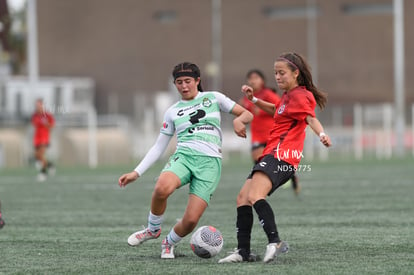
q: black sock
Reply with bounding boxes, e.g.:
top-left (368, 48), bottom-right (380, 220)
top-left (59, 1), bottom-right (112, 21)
top-left (253, 199), bottom-right (280, 244)
top-left (236, 205), bottom-right (253, 260)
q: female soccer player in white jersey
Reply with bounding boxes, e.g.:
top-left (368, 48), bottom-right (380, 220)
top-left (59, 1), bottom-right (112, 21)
top-left (118, 62), bottom-right (253, 259)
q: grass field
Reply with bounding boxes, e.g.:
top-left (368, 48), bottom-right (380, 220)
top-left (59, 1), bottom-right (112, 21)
top-left (0, 157), bottom-right (413, 274)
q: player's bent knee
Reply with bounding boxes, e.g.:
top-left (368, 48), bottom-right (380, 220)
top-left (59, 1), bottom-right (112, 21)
top-left (247, 194), bottom-right (263, 206)
top-left (153, 181), bottom-right (175, 200)
top-left (153, 185), bottom-right (172, 200)
top-left (236, 180), bottom-right (252, 206)
top-left (153, 172), bottom-right (180, 199)
top-left (236, 191), bottom-right (249, 206)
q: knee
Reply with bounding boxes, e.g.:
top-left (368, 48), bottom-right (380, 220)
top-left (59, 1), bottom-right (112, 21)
top-left (153, 180), bottom-right (174, 200)
top-left (247, 194), bottom-right (261, 206)
top-left (237, 190), bottom-right (249, 206)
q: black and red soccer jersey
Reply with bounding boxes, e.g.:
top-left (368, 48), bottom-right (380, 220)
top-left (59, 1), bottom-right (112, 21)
top-left (262, 86), bottom-right (316, 167)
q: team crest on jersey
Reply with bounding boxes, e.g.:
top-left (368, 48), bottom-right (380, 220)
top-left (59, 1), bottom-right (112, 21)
top-left (202, 97), bottom-right (212, 108)
top-left (277, 104), bottom-right (286, 114)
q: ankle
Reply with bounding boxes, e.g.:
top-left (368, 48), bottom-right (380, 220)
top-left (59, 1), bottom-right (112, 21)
top-left (238, 248), bottom-right (250, 261)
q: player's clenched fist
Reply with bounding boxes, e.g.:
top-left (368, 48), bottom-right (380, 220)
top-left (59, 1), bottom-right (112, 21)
top-left (233, 119), bottom-right (247, 138)
top-left (319, 134), bottom-right (332, 147)
top-left (118, 171), bottom-right (139, 187)
top-left (241, 85), bottom-right (254, 100)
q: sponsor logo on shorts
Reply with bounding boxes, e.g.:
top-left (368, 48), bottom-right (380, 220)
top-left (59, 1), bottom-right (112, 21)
top-left (259, 161), bottom-right (267, 167)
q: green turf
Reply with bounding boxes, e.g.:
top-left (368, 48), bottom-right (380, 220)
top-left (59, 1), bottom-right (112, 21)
top-left (0, 158), bottom-right (413, 274)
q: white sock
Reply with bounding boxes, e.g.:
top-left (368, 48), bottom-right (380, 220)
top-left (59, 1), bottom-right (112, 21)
top-left (166, 228), bottom-right (182, 245)
top-left (148, 211), bottom-right (163, 232)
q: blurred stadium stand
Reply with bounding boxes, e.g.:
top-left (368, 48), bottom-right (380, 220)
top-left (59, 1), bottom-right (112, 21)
top-left (33, 0), bottom-right (414, 114)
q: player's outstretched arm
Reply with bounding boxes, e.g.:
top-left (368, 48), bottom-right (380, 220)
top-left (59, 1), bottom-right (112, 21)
top-left (118, 133), bottom-right (172, 188)
top-left (231, 104), bottom-right (253, 138)
top-left (241, 85), bottom-right (276, 116)
top-left (306, 115), bottom-right (332, 147)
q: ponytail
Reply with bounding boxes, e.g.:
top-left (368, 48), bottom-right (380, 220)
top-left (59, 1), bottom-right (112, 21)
top-left (197, 82), bottom-right (203, 92)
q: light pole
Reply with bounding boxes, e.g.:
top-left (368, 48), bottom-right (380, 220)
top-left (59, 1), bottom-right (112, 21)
top-left (306, 0), bottom-right (318, 84)
top-left (393, 0), bottom-right (406, 157)
top-left (27, 0), bottom-right (39, 93)
top-left (210, 0), bottom-right (222, 91)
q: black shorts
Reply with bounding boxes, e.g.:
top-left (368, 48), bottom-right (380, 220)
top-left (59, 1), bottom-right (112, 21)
top-left (247, 154), bottom-right (295, 196)
top-left (251, 142), bottom-right (267, 151)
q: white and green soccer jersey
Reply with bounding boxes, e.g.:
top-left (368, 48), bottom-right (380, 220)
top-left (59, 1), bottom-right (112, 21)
top-left (160, 91), bottom-right (236, 158)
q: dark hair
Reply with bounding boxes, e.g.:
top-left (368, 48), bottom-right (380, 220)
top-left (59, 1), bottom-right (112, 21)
top-left (172, 62), bottom-right (203, 92)
top-left (277, 52), bottom-right (327, 109)
top-left (246, 69), bottom-right (266, 83)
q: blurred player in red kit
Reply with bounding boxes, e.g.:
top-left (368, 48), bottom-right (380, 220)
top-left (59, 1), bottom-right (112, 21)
top-left (240, 70), bottom-right (300, 195)
top-left (32, 98), bottom-right (55, 181)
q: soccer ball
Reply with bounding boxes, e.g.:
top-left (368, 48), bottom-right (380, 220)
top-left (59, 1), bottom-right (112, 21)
top-left (190, 225), bottom-right (223, 258)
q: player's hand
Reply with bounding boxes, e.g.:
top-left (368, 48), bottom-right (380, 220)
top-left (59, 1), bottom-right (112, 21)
top-left (320, 134), bottom-right (332, 147)
top-left (118, 171), bottom-right (139, 188)
top-left (233, 119), bottom-right (247, 138)
top-left (241, 85), bottom-right (254, 101)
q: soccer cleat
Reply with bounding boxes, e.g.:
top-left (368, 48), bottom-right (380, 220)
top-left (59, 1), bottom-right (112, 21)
top-left (127, 226), bottom-right (161, 246)
top-left (218, 249), bottom-right (243, 263)
top-left (161, 238), bottom-right (175, 259)
top-left (263, 241), bottom-right (289, 263)
top-left (218, 249), bottom-right (258, 263)
top-left (247, 252), bottom-right (259, 262)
